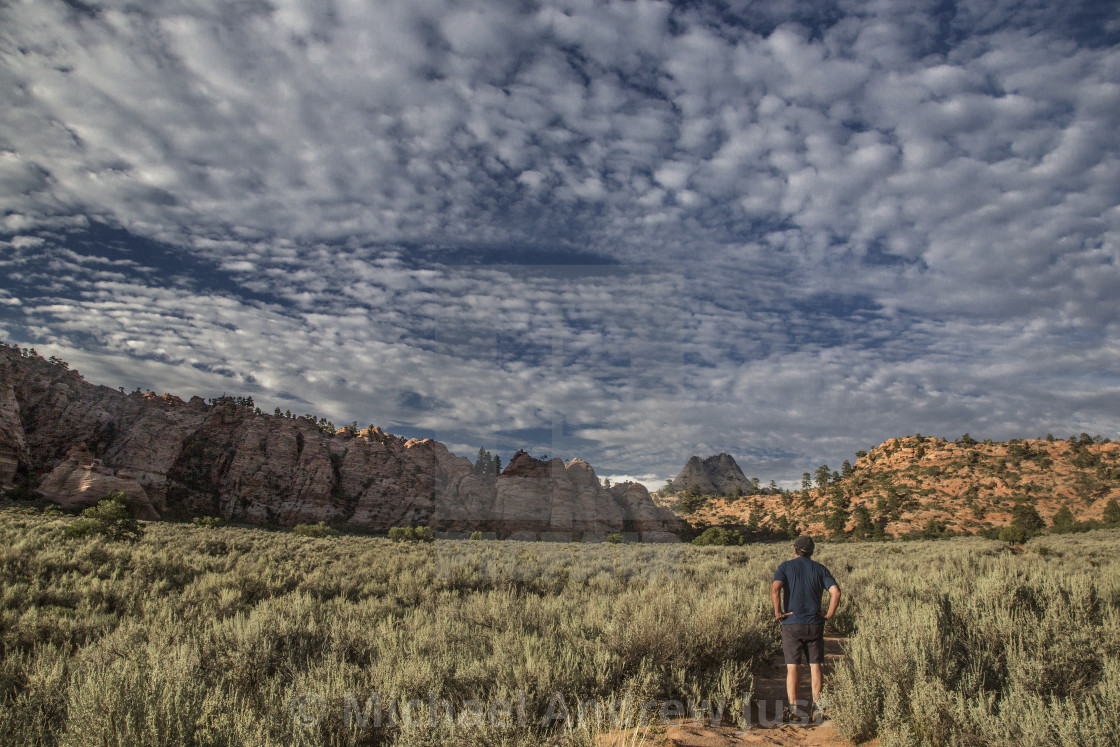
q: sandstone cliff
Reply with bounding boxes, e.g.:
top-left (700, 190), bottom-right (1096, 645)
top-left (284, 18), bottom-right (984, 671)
top-left (0, 346), bottom-right (683, 541)
top-left (670, 453), bottom-right (751, 495)
top-left (0, 378), bottom-right (29, 487)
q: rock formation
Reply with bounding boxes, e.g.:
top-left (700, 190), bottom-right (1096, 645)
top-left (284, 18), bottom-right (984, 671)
top-left (670, 453), bottom-right (751, 495)
top-left (37, 445), bottom-right (159, 519)
top-left (677, 434), bottom-right (1120, 538)
top-left (0, 379), bottom-right (29, 487)
top-left (0, 345), bottom-right (683, 541)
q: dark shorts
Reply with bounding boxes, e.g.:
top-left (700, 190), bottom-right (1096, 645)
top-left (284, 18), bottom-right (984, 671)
top-left (781, 623), bottom-right (825, 665)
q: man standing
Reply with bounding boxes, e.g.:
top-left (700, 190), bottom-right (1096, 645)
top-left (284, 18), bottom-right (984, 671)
top-left (771, 535), bottom-right (841, 723)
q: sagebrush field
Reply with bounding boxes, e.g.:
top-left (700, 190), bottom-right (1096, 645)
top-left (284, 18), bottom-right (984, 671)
top-left (1, 508), bottom-right (1117, 746)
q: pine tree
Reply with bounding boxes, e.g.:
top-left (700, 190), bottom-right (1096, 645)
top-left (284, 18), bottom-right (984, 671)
top-left (851, 505), bottom-right (873, 539)
top-left (1051, 505), bottom-right (1075, 533)
top-left (824, 505), bottom-right (849, 537)
top-left (1103, 498), bottom-right (1120, 526)
top-left (814, 464), bottom-right (831, 489)
top-left (1011, 502), bottom-right (1045, 536)
top-left (474, 447), bottom-right (492, 476)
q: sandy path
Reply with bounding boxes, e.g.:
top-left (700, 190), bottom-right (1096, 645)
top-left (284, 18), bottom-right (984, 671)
top-left (599, 636), bottom-right (865, 747)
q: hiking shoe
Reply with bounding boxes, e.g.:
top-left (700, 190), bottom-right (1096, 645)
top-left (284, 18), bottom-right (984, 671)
top-left (782, 705), bottom-right (808, 724)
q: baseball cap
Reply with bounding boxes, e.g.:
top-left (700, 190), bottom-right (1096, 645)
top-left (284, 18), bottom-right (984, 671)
top-left (793, 535), bottom-right (815, 555)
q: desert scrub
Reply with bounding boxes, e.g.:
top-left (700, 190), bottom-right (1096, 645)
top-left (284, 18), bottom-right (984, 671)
top-left (829, 532), bottom-right (1120, 746)
top-left (8, 506), bottom-right (1114, 745)
top-left (0, 508), bottom-right (779, 745)
top-left (387, 526), bottom-right (435, 542)
top-left (292, 521), bottom-right (339, 538)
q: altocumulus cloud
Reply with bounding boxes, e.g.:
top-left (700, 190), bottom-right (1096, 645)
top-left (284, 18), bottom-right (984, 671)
top-left (1, 0), bottom-right (1119, 485)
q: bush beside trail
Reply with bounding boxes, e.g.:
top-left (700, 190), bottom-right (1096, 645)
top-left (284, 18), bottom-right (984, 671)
top-left (829, 534), bottom-right (1120, 745)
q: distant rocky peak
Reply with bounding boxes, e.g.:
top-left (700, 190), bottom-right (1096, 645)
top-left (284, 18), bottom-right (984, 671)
top-left (671, 452), bottom-right (751, 495)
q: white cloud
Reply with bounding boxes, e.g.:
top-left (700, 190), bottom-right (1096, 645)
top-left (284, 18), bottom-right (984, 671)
top-left (1, 0), bottom-right (1118, 481)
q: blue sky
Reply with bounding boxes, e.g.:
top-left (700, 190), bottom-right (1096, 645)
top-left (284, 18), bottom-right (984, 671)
top-left (2, 0), bottom-right (1119, 488)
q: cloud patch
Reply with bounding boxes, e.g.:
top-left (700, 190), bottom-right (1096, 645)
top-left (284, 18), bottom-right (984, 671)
top-left (1, 0), bottom-right (1118, 482)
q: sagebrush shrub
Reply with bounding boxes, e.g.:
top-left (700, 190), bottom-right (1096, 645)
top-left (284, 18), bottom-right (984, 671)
top-left (4, 507), bottom-right (1118, 745)
top-left (292, 521), bottom-right (339, 538)
top-left (388, 526), bottom-right (434, 543)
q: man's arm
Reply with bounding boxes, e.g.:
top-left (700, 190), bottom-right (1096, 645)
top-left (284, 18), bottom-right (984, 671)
top-left (771, 580), bottom-right (791, 621)
top-left (823, 584), bottom-right (841, 620)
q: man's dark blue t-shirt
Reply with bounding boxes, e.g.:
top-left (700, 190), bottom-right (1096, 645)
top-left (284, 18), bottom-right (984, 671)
top-left (774, 556), bottom-right (838, 625)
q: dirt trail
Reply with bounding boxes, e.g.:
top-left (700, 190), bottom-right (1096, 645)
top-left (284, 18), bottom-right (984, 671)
top-left (599, 636), bottom-right (866, 747)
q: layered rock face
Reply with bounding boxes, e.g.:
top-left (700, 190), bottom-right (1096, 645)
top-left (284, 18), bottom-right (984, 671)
top-left (0, 379), bottom-right (29, 486)
top-left (671, 453), bottom-right (751, 495)
top-left (0, 347), bottom-right (683, 541)
top-left (484, 451), bottom-right (682, 541)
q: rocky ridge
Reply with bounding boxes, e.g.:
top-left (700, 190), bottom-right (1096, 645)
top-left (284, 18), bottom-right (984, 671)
top-left (669, 434), bottom-right (1120, 537)
top-left (670, 452), bottom-right (751, 495)
top-left (0, 346), bottom-right (683, 541)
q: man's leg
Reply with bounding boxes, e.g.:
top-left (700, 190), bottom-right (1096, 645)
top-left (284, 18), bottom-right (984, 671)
top-left (807, 624), bottom-right (827, 721)
top-left (780, 624), bottom-right (803, 716)
top-left (785, 663), bottom-right (799, 709)
top-left (809, 663), bottom-right (823, 703)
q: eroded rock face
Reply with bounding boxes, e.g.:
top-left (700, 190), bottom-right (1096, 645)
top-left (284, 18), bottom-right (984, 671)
top-left (0, 380), bottom-right (29, 486)
top-left (671, 452), bottom-right (751, 495)
top-left (37, 445), bottom-right (159, 519)
top-left (487, 451), bottom-right (685, 539)
top-left (0, 348), bottom-right (683, 540)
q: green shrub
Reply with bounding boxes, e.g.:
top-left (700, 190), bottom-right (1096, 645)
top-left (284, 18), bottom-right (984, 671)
top-left (62, 494), bottom-right (142, 542)
top-left (605, 533), bottom-right (625, 544)
top-left (691, 526), bottom-right (744, 546)
top-left (387, 525), bottom-right (434, 542)
top-left (922, 518), bottom-right (947, 539)
top-left (998, 524), bottom-right (1028, 544)
top-left (469, 530), bottom-right (483, 540)
top-left (63, 517), bottom-right (109, 540)
top-left (291, 521), bottom-right (338, 538)
top-left (192, 515), bottom-right (223, 528)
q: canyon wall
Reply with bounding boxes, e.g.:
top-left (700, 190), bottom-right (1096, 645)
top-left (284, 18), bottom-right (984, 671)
top-left (0, 347), bottom-right (683, 541)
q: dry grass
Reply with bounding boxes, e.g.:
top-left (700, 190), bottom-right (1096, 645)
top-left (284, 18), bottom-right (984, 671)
top-left (828, 534), bottom-right (1120, 746)
top-left (2, 507), bottom-right (1117, 745)
top-left (0, 509), bottom-right (776, 746)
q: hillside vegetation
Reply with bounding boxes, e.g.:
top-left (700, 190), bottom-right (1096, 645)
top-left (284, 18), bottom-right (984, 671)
top-left (662, 434), bottom-right (1120, 541)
